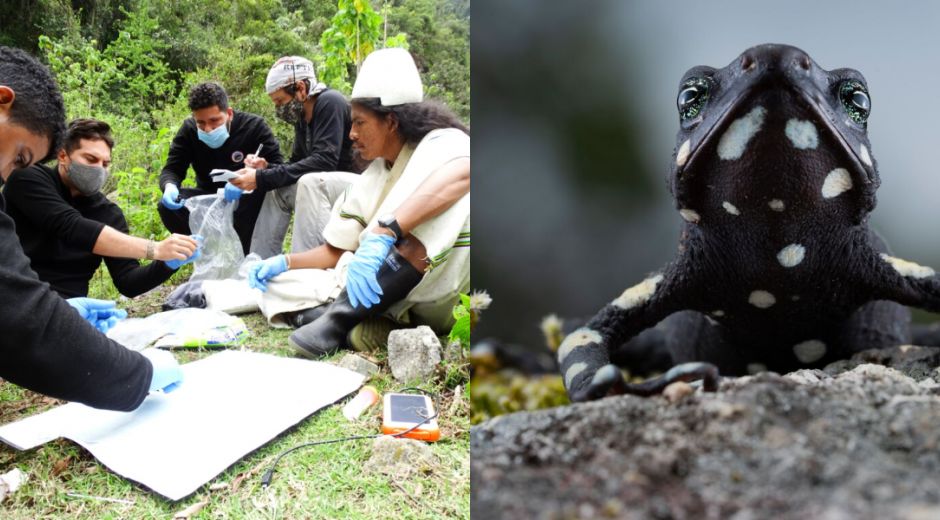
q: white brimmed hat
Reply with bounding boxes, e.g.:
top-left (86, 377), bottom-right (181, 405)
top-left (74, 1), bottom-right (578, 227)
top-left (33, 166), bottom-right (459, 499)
top-left (265, 56), bottom-right (317, 94)
top-left (351, 48), bottom-right (423, 106)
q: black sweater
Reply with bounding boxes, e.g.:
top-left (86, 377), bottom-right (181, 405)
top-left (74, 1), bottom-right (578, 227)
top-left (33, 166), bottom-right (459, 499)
top-left (4, 164), bottom-right (176, 298)
top-left (159, 110), bottom-right (285, 192)
top-left (0, 193), bottom-right (151, 411)
top-left (256, 88), bottom-right (359, 191)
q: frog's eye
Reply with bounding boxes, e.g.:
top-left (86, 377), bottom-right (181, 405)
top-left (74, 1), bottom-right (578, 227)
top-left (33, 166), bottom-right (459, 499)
top-left (839, 80), bottom-right (870, 125)
top-left (678, 77), bottom-right (711, 121)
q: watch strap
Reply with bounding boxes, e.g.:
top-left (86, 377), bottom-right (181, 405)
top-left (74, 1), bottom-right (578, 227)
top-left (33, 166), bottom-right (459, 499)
top-left (378, 216), bottom-right (403, 241)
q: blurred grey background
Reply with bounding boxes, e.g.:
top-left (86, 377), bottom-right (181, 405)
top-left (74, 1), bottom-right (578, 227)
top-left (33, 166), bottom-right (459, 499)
top-left (472, 0), bottom-right (940, 349)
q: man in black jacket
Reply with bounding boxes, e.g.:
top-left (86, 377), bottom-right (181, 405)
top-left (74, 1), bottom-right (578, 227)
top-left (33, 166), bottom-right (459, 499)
top-left (0, 45), bottom-right (180, 412)
top-left (158, 82), bottom-right (284, 254)
top-left (5, 118), bottom-right (200, 298)
top-left (228, 56), bottom-right (359, 258)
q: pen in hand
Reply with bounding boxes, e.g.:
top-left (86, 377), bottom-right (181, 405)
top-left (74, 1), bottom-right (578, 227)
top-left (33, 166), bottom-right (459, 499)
top-left (246, 143), bottom-right (263, 166)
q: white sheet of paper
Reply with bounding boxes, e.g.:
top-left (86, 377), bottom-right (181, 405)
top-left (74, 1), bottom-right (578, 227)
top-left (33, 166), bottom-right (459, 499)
top-left (0, 350), bottom-right (364, 500)
top-left (209, 169), bottom-right (240, 181)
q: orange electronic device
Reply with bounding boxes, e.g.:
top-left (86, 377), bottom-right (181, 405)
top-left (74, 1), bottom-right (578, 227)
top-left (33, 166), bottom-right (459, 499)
top-left (381, 393), bottom-right (441, 442)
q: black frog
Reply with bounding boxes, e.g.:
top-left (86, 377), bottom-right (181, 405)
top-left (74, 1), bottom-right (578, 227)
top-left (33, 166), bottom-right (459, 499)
top-left (559, 44), bottom-right (940, 402)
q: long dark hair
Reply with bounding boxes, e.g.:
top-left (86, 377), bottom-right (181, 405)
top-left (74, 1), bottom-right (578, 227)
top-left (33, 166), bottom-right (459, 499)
top-left (352, 98), bottom-right (469, 146)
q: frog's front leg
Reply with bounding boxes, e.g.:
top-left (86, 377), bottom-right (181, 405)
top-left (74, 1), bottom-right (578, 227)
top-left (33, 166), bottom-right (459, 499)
top-left (870, 252), bottom-right (940, 314)
top-left (558, 264), bottom-right (719, 402)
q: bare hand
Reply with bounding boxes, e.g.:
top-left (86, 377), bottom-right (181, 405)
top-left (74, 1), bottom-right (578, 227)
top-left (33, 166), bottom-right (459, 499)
top-left (153, 234), bottom-right (199, 262)
top-left (244, 154), bottom-right (268, 169)
top-left (230, 168), bottom-right (258, 191)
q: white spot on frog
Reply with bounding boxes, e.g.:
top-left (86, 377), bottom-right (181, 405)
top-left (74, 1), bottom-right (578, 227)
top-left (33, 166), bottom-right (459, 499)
top-left (564, 362), bottom-right (587, 389)
top-left (793, 340), bottom-right (826, 363)
top-left (612, 274), bottom-right (664, 310)
top-left (822, 168), bottom-right (853, 198)
top-left (768, 199), bottom-right (785, 212)
top-left (718, 106), bottom-right (767, 160)
top-left (748, 290), bottom-right (776, 309)
top-left (880, 254), bottom-right (936, 279)
top-left (722, 201), bottom-right (740, 215)
top-left (557, 328), bottom-right (603, 365)
top-left (679, 209), bottom-right (701, 223)
top-left (860, 144), bottom-right (872, 167)
top-left (777, 244), bottom-right (806, 268)
top-left (785, 118), bottom-right (818, 149)
top-left (746, 363), bottom-right (767, 374)
top-left (676, 139), bottom-right (691, 167)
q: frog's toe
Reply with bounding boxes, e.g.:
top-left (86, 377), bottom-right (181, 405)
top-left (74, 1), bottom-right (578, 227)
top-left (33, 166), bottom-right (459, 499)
top-left (569, 364), bottom-right (626, 402)
top-left (615, 361), bottom-right (721, 396)
top-left (663, 362), bottom-right (721, 392)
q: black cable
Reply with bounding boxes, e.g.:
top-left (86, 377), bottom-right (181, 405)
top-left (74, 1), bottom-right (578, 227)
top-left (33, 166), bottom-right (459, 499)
top-left (261, 388), bottom-right (440, 488)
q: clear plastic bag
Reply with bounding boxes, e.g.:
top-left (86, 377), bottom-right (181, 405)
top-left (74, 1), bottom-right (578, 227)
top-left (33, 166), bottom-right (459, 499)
top-left (186, 193), bottom-right (244, 281)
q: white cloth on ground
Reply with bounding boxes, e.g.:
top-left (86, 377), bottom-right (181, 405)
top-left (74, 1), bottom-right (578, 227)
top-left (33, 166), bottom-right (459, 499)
top-left (0, 350), bottom-right (364, 501)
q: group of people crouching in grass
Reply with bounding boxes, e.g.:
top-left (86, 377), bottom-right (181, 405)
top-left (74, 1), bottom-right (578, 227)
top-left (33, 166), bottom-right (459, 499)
top-left (0, 45), bottom-right (469, 412)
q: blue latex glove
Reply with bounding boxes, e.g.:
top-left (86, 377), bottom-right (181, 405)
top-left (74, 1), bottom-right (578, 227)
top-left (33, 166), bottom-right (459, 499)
top-left (223, 182), bottom-right (243, 202)
top-left (161, 184), bottom-right (184, 210)
top-left (164, 234), bottom-right (203, 269)
top-left (140, 348), bottom-right (183, 393)
top-left (346, 233), bottom-right (396, 308)
top-left (66, 297), bottom-right (128, 333)
top-left (247, 254), bottom-right (288, 292)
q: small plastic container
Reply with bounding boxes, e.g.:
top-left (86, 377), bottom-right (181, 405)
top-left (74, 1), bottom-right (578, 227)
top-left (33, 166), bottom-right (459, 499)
top-left (342, 386), bottom-right (379, 420)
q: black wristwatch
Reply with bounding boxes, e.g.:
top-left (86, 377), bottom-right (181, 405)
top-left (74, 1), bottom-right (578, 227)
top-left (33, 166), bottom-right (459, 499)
top-left (377, 213), bottom-right (403, 242)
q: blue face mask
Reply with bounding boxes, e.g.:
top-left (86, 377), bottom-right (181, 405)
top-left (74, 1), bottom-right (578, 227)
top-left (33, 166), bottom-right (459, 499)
top-left (197, 122), bottom-right (230, 149)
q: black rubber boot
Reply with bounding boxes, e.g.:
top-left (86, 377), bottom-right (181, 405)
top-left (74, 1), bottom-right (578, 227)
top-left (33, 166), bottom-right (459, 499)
top-left (289, 248), bottom-right (423, 358)
top-left (289, 305), bottom-right (329, 329)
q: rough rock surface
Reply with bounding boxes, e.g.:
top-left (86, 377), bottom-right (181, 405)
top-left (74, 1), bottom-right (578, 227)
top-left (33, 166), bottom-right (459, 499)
top-left (471, 346), bottom-right (940, 520)
top-left (336, 353), bottom-right (379, 377)
top-left (387, 326), bottom-right (442, 382)
top-left (444, 339), bottom-right (466, 364)
top-left (365, 436), bottom-right (436, 479)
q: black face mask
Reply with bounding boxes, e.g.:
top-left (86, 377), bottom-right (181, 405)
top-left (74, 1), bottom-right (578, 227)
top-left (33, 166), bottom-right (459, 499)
top-left (276, 99), bottom-right (304, 125)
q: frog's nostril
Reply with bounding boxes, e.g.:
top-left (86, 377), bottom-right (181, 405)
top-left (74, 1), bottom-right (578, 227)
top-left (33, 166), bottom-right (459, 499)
top-left (741, 54), bottom-right (755, 71)
top-left (797, 55), bottom-right (811, 70)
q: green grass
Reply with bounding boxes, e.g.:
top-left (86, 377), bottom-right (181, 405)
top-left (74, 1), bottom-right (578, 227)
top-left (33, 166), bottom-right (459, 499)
top-left (0, 283), bottom-right (470, 519)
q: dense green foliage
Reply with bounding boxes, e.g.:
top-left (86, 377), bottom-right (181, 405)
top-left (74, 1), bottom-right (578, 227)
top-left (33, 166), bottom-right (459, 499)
top-left (2, 0), bottom-right (469, 243)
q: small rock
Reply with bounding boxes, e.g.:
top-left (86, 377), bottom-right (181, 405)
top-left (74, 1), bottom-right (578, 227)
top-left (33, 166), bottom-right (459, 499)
top-left (786, 369), bottom-right (825, 385)
top-left (337, 353), bottom-right (379, 377)
top-left (443, 339), bottom-right (465, 364)
top-left (918, 378), bottom-right (940, 391)
top-left (365, 436), bottom-right (437, 479)
top-left (662, 381), bottom-right (693, 403)
top-left (0, 468), bottom-right (26, 502)
top-left (387, 326), bottom-right (442, 382)
top-left (701, 400), bottom-right (745, 419)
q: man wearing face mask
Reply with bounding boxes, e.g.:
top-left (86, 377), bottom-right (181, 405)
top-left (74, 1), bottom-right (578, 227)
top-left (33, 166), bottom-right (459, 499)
top-left (0, 45), bottom-right (181, 413)
top-left (158, 82), bottom-right (284, 253)
top-left (228, 56), bottom-right (359, 258)
top-left (4, 118), bottom-right (201, 299)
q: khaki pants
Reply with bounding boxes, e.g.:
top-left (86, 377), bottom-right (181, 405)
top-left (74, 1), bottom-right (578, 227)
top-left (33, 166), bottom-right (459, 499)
top-left (249, 172), bottom-right (358, 258)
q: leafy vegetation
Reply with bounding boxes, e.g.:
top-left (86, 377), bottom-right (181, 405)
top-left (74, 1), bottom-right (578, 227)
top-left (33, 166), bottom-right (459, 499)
top-left (3, 0), bottom-right (469, 241)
